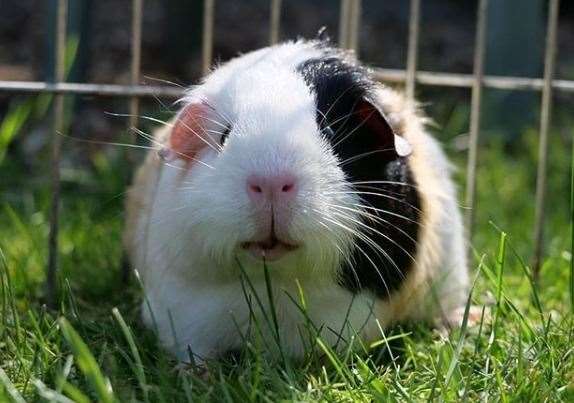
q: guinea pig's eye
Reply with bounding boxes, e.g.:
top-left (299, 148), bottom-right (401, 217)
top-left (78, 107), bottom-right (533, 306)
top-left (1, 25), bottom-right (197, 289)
top-left (322, 126), bottom-right (335, 138)
top-left (219, 125), bottom-right (231, 146)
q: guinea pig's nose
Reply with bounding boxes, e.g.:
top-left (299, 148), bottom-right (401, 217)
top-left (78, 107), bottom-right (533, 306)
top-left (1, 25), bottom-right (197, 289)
top-left (246, 173), bottom-right (298, 205)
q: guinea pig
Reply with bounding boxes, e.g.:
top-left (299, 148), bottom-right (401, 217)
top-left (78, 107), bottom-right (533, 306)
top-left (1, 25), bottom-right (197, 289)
top-left (124, 39), bottom-right (470, 363)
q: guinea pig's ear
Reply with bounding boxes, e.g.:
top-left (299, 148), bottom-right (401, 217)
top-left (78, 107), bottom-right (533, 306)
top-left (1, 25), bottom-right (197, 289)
top-left (159, 101), bottom-right (217, 163)
top-left (316, 26), bottom-right (330, 43)
top-left (355, 99), bottom-right (412, 157)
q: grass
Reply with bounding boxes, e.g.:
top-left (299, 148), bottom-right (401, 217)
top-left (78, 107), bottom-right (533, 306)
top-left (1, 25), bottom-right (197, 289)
top-left (0, 109), bottom-right (573, 401)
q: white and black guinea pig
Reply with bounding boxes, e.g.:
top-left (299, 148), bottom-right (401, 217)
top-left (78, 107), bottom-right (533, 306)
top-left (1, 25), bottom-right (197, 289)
top-left (124, 39), bottom-right (470, 363)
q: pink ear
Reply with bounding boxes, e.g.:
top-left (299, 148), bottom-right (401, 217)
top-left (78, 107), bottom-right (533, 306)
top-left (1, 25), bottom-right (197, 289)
top-left (355, 100), bottom-right (412, 157)
top-left (162, 102), bottom-right (215, 162)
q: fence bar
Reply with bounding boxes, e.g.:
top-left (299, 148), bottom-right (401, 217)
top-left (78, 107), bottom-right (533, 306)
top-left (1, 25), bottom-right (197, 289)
top-left (47, 0), bottom-right (68, 306)
top-left (464, 0), bottom-right (488, 244)
top-left (372, 69), bottom-right (574, 92)
top-left (405, 0), bottom-right (421, 100)
top-left (202, 0), bottom-right (215, 75)
top-left (269, 0), bottom-right (282, 45)
top-left (532, 0), bottom-right (560, 281)
top-left (338, 0), bottom-right (350, 48)
top-left (347, 0), bottom-right (362, 53)
top-left (0, 81), bottom-right (184, 97)
top-left (122, 0), bottom-right (144, 283)
top-left (128, 0), bottom-right (143, 135)
top-left (2, 74), bottom-right (574, 97)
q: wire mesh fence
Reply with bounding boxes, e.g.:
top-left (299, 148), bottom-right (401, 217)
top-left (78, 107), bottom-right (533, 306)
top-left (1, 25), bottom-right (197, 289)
top-left (0, 0), bottom-right (566, 304)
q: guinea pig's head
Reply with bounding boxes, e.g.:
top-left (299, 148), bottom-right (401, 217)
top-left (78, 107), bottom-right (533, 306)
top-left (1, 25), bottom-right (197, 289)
top-left (160, 46), bottom-right (411, 277)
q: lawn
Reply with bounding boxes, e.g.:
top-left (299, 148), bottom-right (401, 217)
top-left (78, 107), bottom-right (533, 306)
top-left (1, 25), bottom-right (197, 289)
top-left (0, 104), bottom-right (573, 401)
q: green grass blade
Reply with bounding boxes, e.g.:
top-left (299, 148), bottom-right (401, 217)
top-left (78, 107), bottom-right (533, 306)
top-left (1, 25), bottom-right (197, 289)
top-left (32, 379), bottom-right (77, 403)
top-left (262, 261), bottom-right (286, 364)
top-left (495, 231), bottom-right (507, 314)
top-left (0, 101), bottom-right (33, 164)
top-left (368, 331), bottom-right (412, 349)
top-left (0, 368), bottom-right (26, 403)
top-left (444, 267), bottom-right (480, 390)
top-left (112, 307), bottom-right (149, 403)
top-left (60, 381), bottom-right (91, 403)
top-left (58, 318), bottom-right (116, 403)
top-left (315, 338), bottom-right (353, 387)
top-left (571, 129), bottom-right (574, 312)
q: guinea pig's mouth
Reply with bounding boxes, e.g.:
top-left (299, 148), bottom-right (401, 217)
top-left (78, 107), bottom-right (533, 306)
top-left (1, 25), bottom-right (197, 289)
top-left (241, 236), bottom-right (299, 262)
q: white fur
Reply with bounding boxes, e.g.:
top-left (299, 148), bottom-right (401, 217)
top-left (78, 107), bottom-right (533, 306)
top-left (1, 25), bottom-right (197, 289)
top-left (125, 40), bottom-right (469, 362)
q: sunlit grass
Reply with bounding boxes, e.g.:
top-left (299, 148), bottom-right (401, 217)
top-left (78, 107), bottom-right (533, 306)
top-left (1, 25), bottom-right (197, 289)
top-left (0, 120), bottom-right (573, 401)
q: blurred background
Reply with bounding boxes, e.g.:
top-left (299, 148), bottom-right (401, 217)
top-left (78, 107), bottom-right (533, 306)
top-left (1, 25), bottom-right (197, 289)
top-left (0, 0), bottom-right (573, 299)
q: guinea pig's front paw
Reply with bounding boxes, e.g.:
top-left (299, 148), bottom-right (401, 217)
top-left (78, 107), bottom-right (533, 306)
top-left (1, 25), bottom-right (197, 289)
top-left (173, 361), bottom-right (210, 381)
top-left (436, 305), bottom-right (489, 337)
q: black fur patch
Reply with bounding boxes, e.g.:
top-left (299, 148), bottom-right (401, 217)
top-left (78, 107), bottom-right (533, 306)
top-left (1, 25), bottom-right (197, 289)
top-left (297, 49), bottom-right (421, 300)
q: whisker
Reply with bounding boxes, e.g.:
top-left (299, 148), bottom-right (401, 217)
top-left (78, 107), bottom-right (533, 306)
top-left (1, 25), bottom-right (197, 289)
top-left (303, 217), bottom-right (345, 270)
top-left (142, 75), bottom-right (185, 88)
top-left (320, 213), bottom-right (393, 298)
top-left (130, 127), bottom-right (157, 143)
top-left (331, 108), bottom-right (376, 149)
top-left (325, 202), bottom-right (419, 246)
top-left (346, 185), bottom-right (414, 200)
top-left (105, 111), bottom-right (172, 127)
top-left (322, 108), bottom-right (362, 137)
top-left (203, 128), bottom-right (229, 137)
top-left (328, 209), bottom-right (416, 270)
top-left (196, 113), bottom-right (231, 133)
top-left (350, 187), bottom-right (422, 213)
top-left (312, 217), bottom-right (362, 288)
top-left (351, 184), bottom-right (410, 199)
top-left (350, 180), bottom-right (420, 189)
top-left (319, 84), bottom-right (359, 128)
top-left (150, 93), bottom-right (176, 115)
top-left (338, 148), bottom-right (396, 167)
top-left (57, 131), bottom-right (157, 151)
top-left (330, 218), bottom-right (407, 288)
top-left (131, 127), bottom-right (215, 170)
top-left (324, 190), bottom-right (422, 215)
top-left (176, 116), bottom-right (223, 154)
top-left (194, 96), bottom-right (234, 129)
top-left (352, 201), bottom-right (421, 226)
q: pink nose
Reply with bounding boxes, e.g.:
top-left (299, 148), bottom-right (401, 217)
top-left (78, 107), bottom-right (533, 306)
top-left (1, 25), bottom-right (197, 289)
top-left (246, 173), bottom-right (298, 205)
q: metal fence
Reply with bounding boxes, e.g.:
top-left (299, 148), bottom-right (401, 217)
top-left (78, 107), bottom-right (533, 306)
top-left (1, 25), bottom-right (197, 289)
top-left (0, 0), bottom-right (567, 304)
